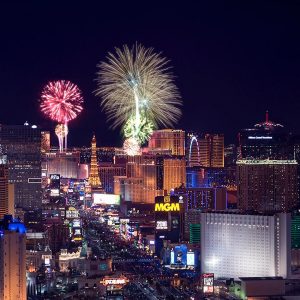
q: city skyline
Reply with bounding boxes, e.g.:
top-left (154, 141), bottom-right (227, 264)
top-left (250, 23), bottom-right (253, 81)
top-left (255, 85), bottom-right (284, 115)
top-left (2, 2), bottom-right (300, 299)
top-left (1, 2), bottom-right (300, 146)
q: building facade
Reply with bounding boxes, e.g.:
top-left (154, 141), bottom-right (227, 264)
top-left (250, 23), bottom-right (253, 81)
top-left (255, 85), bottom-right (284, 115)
top-left (0, 124), bottom-right (42, 209)
top-left (99, 164), bottom-right (126, 194)
top-left (0, 215), bottom-right (27, 300)
top-left (0, 164), bottom-right (14, 219)
top-left (199, 134), bottom-right (224, 168)
top-left (45, 151), bottom-right (80, 179)
top-left (176, 186), bottom-right (227, 211)
top-left (238, 112), bottom-right (292, 160)
top-left (148, 129), bottom-right (185, 156)
top-left (163, 157), bottom-right (186, 193)
top-left (237, 159), bottom-right (298, 212)
top-left (183, 209), bottom-right (201, 242)
top-left (115, 154), bottom-right (186, 204)
top-left (201, 212), bottom-right (291, 279)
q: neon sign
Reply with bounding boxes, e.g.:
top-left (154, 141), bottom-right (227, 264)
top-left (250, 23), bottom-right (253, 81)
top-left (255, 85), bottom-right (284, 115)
top-left (101, 276), bottom-right (129, 286)
top-left (155, 202), bottom-right (180, 212)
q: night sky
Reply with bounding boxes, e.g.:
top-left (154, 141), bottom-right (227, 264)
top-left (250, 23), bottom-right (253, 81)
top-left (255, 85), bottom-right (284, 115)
top-left (1, 2), bottom-right (300, 147)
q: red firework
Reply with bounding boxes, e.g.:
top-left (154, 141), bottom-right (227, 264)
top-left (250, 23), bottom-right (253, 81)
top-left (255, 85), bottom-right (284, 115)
top-left (40, 80), bottom-right (83, 123)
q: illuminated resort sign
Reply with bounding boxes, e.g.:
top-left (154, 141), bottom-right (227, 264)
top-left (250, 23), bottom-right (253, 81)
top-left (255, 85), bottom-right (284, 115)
top-left (155, 195), bottom-right (180, 212)
top-left (156, 220), bottom-right (168, 230)
top-left (50, 174), bottom-right (60, 180)
top-left (93, 193), bottom-right (121, 205)
top-left (155, 202), bottom-right (180, 212)
top-left (203, 273), bottom-right (214, 294)
top-left (100, 276), bottom-right (129, 286)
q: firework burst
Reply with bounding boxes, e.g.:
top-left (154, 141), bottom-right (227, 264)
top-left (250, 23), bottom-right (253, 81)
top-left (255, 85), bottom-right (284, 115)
top-left (123, 137), bottom-right (141, 156)
top-left (95, 44), bottom-right (182, 147)
top-left (40, 80), bottom-right (83, 124)
top-left (40, 80), bottom-right (83, 151)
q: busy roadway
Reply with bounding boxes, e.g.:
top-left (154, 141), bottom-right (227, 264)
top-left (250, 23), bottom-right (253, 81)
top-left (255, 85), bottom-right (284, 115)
top-left (83, 213), bottom-right (198, 299)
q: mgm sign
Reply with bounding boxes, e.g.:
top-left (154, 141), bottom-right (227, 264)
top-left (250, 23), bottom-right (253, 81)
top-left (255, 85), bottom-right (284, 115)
top-left (154, 196), bottom-right (180, 212)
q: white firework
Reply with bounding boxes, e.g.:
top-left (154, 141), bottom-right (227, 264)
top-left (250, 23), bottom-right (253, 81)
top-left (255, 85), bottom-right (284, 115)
top-left (123, 137), bottom-right (141, 156)
top-left (55, 124), bottom-right (69, 152)
top-left (95, 43), bottom-right (182, 144)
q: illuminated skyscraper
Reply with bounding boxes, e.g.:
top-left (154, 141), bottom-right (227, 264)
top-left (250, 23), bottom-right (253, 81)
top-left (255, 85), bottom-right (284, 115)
top-left (183, 209), bottom-right (201, 241)
top-left (45, 151), bottom-right (80, 179)
top-left (0, 124), bottom-right (42, 209)
top-left (148, 129), bottom-right (185, 156)
top-left (238, 112), bottom-right (292, 160)
top-left (0, 164), bottom-right (14, 219)
top-left (237, 113), bottom-right (298, 212)
top-left (201, 212), bottom-right (291, 279)
top-left (237, 159), bottom-right (298, 212)
top-left (292, 212), bottom-right (300, 249)
top-left (154, 195), bottom-right (183, 253)
top-left (99, 164), bottom-right (126, 193)
top-left (224, 144), bottom-right (237, 167)
top-left (163, 157), bottom-right (186, 193)
top-left (88, 135), bottom-right (101, 188)
top-left (199, 134), bottom-right (224, 168)
top-left (0, 215), bottom-right (27, 300)
top-left (115, 154), bottom-right (185, 204)
top-left (123, 155), bottom-right (163, 203)
top-left (176, 186), bottom-right (227, 210)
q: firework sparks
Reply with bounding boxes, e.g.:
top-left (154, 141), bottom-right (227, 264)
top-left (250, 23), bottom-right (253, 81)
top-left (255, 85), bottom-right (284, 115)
top-left (95, 44), bottom-right (182, 145)
top-left (40, 80), bottom-right (83, 152)
top-left (40, 80), bottom-right (83, 124)
top-left (55, 124), bottom-right (69, 139)
top-left (123, 137), bottom-right (141, 156)
top-left (123, 110), bottom-right (155, 144)
top-left (55, 124), bottom-right (69, 152)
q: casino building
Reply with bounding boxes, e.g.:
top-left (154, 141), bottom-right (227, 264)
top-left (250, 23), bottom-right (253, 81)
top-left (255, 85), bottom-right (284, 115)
top-left (201, 211), bottom-right (291, 279)
top-left (238, 111), bottom-right (293, 160)
top-left (0, 215), bottom-right (27, 300)
top-left (154, 195), bottom-right (184, 254)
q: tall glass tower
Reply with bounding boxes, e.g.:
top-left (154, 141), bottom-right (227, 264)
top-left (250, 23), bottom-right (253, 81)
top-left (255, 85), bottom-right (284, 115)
top-left (0, 123), bottom-right (41, 209)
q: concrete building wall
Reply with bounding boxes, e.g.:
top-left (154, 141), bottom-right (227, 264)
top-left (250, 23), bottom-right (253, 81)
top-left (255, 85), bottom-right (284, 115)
top-left (0, 231), bottom-right (26, 300)
top-left (201, 212), bottom-right (290, 279)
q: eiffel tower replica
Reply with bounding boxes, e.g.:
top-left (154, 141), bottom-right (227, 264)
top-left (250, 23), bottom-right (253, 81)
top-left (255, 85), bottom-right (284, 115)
top-left (88, 134), bottom-right (104, 193)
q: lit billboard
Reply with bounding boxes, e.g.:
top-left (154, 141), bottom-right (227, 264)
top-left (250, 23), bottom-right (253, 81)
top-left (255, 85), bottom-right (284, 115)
top-left (93, 193), bottom-right (120, 205)
top-left (187, 251), bottom-right (195, 266)
top-left (66, 207), bottom-right (79, 219)
top-left (50, 174), bottom-right (60, 181)
top-left (155, 202), bottom-right (180, 212)
top-left (50, 189), bottom-right (59, 197)
top-left (156, 220), bottom-right (168, 230)
top-left (155, 195), bottom-right (180, 212)
top-left (171, 244), bottom-right (187, 265)
top-left (101, 277), bottom-right (129, 286)
top-left (0, 155), bottom-right (7, 164)
top-left (203, 273), bottom-right (214, 294)
top-left (50, 174), bottom-right (60, 196)
top-left (72, 219), bottom-right (81, 228)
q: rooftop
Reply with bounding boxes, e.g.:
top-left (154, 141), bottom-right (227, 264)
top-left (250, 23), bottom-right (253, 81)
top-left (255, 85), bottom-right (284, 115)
top-left (254, 111), bottom-right (284, 130)
top-left (239, 277), bottom-right (284, 281)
